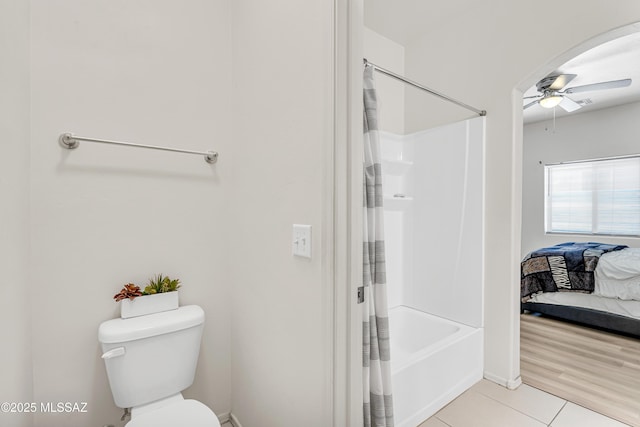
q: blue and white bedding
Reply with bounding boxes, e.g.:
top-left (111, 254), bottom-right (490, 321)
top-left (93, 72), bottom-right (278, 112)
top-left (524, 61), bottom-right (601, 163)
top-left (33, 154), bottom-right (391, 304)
top-left (521, 242), bottom-right (628, 300)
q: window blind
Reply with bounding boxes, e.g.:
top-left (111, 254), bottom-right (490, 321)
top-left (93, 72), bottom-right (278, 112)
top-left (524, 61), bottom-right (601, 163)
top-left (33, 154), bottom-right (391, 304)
top-left (545, 156), bottom-right (640, 236)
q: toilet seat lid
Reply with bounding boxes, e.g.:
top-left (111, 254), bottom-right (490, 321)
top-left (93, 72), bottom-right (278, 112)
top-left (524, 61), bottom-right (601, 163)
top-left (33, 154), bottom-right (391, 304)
top-left (126, 399), bottom-right (220, 427)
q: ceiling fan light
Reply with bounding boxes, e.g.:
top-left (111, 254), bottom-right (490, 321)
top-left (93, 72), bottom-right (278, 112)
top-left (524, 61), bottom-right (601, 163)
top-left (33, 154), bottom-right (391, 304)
top-left (539, 95), bottom-right (563, 109)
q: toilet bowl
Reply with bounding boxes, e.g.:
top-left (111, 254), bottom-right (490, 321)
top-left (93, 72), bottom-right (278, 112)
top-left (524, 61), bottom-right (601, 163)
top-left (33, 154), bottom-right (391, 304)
top-left (98, 305), bottom-right (220, 426)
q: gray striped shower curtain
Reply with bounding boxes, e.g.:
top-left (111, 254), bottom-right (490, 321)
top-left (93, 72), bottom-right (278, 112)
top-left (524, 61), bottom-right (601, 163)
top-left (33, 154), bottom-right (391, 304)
top-left (363, 65), bottom-right (394, 427)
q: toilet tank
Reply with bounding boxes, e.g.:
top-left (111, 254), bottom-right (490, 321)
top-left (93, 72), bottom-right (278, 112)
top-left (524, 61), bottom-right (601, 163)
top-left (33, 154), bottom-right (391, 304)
top-left (98, 305), bottom-right (205, 408)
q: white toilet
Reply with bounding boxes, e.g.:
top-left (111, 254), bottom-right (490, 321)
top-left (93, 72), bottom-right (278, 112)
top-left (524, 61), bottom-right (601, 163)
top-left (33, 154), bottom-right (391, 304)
top-left (98, 305), bottom-right (220, 427)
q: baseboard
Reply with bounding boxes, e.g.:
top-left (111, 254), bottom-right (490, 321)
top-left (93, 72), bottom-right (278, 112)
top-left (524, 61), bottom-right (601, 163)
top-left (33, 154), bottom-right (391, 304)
top-left (229, 412), bottom-right (243, 427)
top-left (483, 372), bottom-right (522, 390)
top-left (215, 411), bottom-right (243, 426)
top-left (506, 376), bottom-right (522, 390)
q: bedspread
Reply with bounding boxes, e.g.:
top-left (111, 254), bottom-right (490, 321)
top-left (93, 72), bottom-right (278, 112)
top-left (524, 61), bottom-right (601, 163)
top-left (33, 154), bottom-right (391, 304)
top-left (521, 242), bottom-right (627, 299)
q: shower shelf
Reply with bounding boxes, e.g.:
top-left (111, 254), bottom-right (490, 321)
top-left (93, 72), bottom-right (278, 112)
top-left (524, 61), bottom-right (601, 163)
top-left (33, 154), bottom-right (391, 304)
top-left (384, 194), bottom-right (413, 200)
top-left (384, 195), bottom-right (413, 211)
top-left (382, 159), bottom-right (413, 175)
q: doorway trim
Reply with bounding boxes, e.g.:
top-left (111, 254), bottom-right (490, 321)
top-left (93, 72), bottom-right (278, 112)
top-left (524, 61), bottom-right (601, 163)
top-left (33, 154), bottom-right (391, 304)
top-left (513, 21), bottom-right (640, 388)
top-left (333, 0), bottom-right (364, 425)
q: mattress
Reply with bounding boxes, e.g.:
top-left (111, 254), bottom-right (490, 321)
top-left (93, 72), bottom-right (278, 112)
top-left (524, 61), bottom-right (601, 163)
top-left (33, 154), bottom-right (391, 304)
top-left (528, 292), bottom-right (640, 320)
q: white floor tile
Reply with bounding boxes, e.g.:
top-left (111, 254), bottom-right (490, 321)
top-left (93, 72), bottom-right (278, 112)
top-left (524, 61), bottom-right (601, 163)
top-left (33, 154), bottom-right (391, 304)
top-left (551, 402), bottom-right (630, 427)
top-left (435, 388), bottom-right (546, 427)
top-left (418, 416), bottom-right (450, 427)
top-left (471, 379), bottom-right (566, 424)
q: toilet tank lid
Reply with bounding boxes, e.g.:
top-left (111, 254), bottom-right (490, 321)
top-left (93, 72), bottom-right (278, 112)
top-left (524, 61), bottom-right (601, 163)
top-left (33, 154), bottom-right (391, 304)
top-left (99, 305), bottom-right (205, 344)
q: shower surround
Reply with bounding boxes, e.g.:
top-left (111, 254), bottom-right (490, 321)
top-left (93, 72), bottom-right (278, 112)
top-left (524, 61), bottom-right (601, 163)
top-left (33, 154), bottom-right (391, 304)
top-left (381, 117), bottom-right (485, 427)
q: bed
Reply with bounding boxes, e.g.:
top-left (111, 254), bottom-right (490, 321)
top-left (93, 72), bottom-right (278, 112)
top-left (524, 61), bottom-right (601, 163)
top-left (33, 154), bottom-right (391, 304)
top-left (521, 242), bottom-right (640, 337)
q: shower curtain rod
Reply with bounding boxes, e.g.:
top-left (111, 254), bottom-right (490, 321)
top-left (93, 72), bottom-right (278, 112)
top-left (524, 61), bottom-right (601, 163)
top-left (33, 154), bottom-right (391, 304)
top-left (58, 132), bottom-right (218, 164)
top-left (363, 58), bottom-right (486, 117)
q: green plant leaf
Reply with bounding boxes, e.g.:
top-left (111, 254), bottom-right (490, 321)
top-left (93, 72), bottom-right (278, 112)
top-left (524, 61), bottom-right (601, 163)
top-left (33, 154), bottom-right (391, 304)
top-left (145, 274), bottom-right (180, 293)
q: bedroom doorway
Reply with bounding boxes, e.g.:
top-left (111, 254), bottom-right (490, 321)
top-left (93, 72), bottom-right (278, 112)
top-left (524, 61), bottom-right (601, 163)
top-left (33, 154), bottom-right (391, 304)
top-left (518, 24), bottom-right (640, 427)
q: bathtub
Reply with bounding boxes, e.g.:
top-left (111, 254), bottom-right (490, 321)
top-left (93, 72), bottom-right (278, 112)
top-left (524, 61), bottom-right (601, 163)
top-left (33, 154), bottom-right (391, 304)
top-left (390, 305), bottom-right (483, 427)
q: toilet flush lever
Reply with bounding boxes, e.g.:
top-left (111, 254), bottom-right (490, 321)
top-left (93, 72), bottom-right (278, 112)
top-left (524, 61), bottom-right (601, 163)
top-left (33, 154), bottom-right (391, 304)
top-left (101, 347), bottom-right (126, 359)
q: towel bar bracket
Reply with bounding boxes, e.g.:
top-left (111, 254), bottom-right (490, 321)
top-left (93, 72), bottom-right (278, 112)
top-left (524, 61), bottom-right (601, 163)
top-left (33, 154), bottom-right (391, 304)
top-left (59, 132), bottom-right (79, 149)
top-left (204, 151), bottom-right (218, 164)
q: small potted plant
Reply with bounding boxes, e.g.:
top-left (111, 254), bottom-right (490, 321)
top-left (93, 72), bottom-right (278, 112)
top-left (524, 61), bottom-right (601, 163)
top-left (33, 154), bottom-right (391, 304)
top-left (114, 274), bottom-right (181, 319)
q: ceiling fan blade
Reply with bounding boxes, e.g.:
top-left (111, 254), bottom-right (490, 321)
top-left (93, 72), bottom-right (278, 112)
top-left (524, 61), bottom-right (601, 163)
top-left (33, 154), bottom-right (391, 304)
top-left (564, 78), bottom-right (632, 94)
top-left (523, 100), bottom-right (539, 110)
top-left (523, 94), bottom-right (542, 100)
top-left (558, 96), bottom-right (582, 112)
top-left (547, 74), bottom-right (578, 91)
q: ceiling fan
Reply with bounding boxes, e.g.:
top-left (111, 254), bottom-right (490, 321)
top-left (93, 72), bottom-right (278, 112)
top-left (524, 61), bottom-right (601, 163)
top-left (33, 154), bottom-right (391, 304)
top-left (523, 74), bottom-right (632, 112)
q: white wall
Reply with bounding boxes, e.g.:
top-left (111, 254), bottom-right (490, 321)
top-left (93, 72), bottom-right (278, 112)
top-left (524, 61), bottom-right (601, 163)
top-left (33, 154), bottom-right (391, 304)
top-left (364, 28), bottom-right (405, 134)
top-left (399, 1), bottom-right (640, 386)
top-left (29, 1), bottom-right (232, 426)
top-left (408, 118), bottom-right (484, 328)
top-left (522, 101), bottom-right (640, 256)
top-left (11, 2), bottom-right (337, 426)
top-left (0, 1), bottom-right (33, 427)
top-left (230, 0), bottom-right (334, 426)
top-left (379, 118), bottom-right (484, 329)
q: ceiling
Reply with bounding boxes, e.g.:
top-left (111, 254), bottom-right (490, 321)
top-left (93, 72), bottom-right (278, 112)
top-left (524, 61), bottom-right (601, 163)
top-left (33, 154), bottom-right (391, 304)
top-left (364, 1), bottom-right (640, 125)
top-left (523, 32), bottom-right (640, 124)
top-left (364, 0), bottom-right (481, 46)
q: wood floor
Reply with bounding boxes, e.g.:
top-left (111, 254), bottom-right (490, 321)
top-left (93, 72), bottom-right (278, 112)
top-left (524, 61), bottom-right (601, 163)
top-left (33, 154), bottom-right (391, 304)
top-left (520, 313), bottom-right (640, 427)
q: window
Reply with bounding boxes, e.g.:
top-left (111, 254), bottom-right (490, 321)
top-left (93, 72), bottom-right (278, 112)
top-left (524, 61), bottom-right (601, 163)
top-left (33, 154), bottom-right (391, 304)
top-left (545, 156), bottom-right (640, 236)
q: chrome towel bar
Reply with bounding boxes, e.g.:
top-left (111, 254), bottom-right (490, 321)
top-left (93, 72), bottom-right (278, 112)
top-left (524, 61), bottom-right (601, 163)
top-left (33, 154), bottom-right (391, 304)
top-left (58, 132), bottom-right (218, 164)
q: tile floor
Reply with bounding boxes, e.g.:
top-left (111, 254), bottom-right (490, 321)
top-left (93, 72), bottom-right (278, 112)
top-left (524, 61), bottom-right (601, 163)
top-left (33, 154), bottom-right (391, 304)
top-left (420, 379), bottom-right (630, 427)
top-left (220, 379), bottom-right (631, 427)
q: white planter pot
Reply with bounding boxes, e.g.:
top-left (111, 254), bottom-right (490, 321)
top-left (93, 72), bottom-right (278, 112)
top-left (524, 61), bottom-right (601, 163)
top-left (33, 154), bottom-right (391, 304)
top-left (120, 291), bottom-right (179, 319)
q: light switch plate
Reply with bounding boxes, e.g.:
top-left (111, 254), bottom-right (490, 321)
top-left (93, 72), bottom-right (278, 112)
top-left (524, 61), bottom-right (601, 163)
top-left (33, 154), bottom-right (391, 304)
top-left (292, 224), bottom-right (312, 258)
